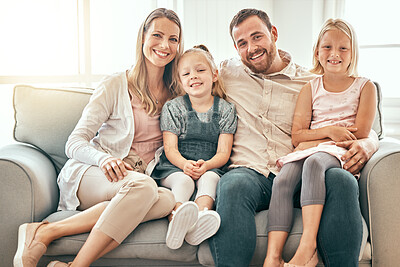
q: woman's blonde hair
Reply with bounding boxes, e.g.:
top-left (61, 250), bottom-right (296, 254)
top-left (179, 45), bottom-right (227, 100)
top-left (127, 8), bottom-right (184, 115)
top-left (310, 18), bottom-right (359, 77)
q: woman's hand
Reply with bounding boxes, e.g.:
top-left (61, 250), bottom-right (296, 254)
top-left (100, 157), bottom-right (133, 182)
top-left (326, 126), bottom-right (357, 142)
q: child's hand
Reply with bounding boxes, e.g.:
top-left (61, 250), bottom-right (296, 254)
top-left (326, 126), bottom-right (357, 142)
top-left (183, 160), bottom-right (197, 177)
top-left (191, 159), bottom-right (208, 180)
top-left (294, 141), bottom-right (319, 151)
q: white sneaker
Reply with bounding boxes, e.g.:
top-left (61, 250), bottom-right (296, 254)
top-left (166, 201), bottom-right (198, 249)
top-left (185, 209), bottom-right (221, 246)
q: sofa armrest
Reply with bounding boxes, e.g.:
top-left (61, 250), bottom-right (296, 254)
top-left (0, 143), bottom-right (59, 266)
top-left (359, 138), bottom-right (400, 266)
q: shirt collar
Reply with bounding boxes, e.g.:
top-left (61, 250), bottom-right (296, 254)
top-left (244, 49), bottom-right (297, 80)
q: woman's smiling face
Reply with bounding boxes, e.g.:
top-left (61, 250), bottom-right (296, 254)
top-left (142, 17), bottom-right (180, 69)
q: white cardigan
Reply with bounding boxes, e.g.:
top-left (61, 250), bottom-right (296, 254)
top-left (57, 72), bottom-right (135, 210)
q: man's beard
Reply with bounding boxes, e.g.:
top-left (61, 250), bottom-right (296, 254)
top-left (243, 43), bottom-right (276, 74)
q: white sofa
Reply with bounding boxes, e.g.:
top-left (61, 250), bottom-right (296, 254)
top-left (1, 83), bottom-right (399, 266)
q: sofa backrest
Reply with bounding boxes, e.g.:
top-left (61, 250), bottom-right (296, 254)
top-left (12, 82), bottom-right (384, 174)
top-left (13, 85), bottom-right (93, 173)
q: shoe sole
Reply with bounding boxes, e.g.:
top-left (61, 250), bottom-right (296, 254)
top-left (14, 223), bottom-right (28, 267)
top-left (166, 203), bottom-right (198, 249)
top-left (185, 212), bottom-right (220, 246)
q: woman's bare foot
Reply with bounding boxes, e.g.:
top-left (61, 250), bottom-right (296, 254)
top-left (34, 222), bottom-right (58, 247)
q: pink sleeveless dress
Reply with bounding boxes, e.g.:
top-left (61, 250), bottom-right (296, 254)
top-left (277, 76), bottom-right (369, 168)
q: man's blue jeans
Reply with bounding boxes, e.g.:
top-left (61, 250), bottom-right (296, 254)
top-left (209, 167), bottom-right (362, 267)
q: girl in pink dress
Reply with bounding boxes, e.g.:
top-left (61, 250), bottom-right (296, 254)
top-left (263, 19), bottom-right (377, 267)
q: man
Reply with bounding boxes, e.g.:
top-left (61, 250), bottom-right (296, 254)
top-left (208, 8), bottom-right (378, 267)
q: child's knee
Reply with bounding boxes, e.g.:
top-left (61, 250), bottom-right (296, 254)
top-left (272, 175), bottom-right (296, 195)
top-left (199, 171), bottom-right (220, 183)
top-left (180, 175), bottom-right (195, 189)
top-left (303, 154), bottom-right (325, 170)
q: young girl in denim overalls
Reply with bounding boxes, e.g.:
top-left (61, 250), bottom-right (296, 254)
top-left (152, 45), bottom-right (237, 250)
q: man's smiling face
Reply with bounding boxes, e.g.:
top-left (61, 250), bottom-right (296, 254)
top-left (232, 15), bottom-right (278, 74)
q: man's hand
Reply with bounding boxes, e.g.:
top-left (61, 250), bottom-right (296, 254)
top-left (336, 140), bottom-right (368, 174)
top-left (100, 157), bottom-right (133, 182)
top-left (336, 130), bottom-right (379, 174)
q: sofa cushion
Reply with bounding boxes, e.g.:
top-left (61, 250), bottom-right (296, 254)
top-left (42, 209), bottom-right (371, 265)
top-left (44, 211), bottom-right (198, 263)
top-left (13, 85), bottom-right (93, 173)
top-left (43, 210), bottom-right (302, 265)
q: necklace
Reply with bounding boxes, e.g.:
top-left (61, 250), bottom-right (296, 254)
top-left (150, 87), bottom-right (163, 105)
top-left (151, 91), bottom-right (159, 104)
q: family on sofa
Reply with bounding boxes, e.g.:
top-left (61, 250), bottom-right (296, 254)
top-left (13, 7), bottom-right (378, 267)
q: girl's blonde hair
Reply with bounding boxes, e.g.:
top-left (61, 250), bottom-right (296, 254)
top-left (127, 8), bottom-right (184, 115)
top-left (310, 18), bottom-right (359, 77)
top-left (179, 45), bottom-right (227, 99)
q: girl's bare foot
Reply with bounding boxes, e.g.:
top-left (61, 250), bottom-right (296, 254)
top-left (288, 243), bottom-right (317, 266)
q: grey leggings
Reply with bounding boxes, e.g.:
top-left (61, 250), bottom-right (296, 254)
top-left (267, 152), bottom-right (341, 232)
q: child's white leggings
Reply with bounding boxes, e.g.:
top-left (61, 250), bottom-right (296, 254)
top-left (160, 171), bottom-right (220, 203)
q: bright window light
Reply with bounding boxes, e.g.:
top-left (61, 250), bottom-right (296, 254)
top-left (90, 0), bottom-right (153, 74)
top-left (0, 0), bottom-right (78, 76)
top-left (343, 0), bottom-right (400, 98)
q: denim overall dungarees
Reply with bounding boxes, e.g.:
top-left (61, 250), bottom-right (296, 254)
top-left (152, 94), bottom-right (224, 180)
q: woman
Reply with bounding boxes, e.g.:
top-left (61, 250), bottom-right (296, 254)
top-left (13, 8), bottom-right (183, 267)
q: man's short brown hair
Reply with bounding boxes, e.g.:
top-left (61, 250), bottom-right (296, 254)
top-left (229, 8), bottom-right (272, 41)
